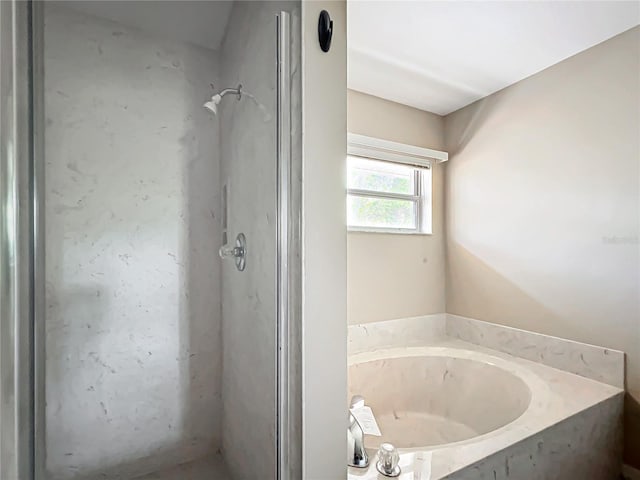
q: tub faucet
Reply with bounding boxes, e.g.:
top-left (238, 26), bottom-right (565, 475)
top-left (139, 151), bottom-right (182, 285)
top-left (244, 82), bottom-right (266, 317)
top-left (348, 395), bottom-right (369, 468)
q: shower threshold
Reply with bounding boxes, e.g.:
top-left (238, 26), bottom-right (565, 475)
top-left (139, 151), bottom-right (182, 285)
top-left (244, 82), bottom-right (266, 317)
top-left (133, 454), bottom-right (230, 480)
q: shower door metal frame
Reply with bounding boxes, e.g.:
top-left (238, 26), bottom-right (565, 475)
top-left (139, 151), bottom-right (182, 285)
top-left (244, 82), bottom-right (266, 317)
top-left (0, 1), bottom-right (43, 479)
top-left (276, 10), bottom-right (301, 480)
top-left (32, 1), bottom-right (46, 478)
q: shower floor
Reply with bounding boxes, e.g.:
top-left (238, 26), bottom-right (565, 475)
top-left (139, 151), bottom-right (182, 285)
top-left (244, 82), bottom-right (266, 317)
top-left (134, 454), bottom-right (230, 480)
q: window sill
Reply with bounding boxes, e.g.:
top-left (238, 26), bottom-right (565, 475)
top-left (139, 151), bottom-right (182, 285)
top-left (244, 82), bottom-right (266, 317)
top-left (347, 228), bottom-right (433, 236)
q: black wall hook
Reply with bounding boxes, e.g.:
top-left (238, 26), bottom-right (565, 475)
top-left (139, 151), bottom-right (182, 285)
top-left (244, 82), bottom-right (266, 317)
top-left (318, 10), bottom-right (333, 53)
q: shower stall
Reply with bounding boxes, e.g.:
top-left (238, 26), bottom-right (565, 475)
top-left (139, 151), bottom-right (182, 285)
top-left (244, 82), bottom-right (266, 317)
top-left (0, 1), bottom-right (302, 479)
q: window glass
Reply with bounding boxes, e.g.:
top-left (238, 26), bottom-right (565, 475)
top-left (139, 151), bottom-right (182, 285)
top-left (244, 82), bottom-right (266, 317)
top-left (347, 196), bottom-right (417, 230)
top-left (347, 156), bottom-right (415, 195)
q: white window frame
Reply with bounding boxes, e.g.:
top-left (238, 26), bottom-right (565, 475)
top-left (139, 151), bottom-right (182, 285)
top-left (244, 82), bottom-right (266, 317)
top-left (347, 158), bottom-right (430, 234)
top-left (347, 133), bottom-right (448, 235)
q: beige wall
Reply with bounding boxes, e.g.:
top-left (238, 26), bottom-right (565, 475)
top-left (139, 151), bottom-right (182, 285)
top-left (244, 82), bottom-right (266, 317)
top-left (444, 27), bottom-right (640, 467)
top-left (347, 90), bottom-right (446, 324)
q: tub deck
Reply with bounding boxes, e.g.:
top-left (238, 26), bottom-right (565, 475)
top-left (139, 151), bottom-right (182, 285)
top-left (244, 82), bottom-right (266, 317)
top-left (347, 332), bottom-right (623, 480)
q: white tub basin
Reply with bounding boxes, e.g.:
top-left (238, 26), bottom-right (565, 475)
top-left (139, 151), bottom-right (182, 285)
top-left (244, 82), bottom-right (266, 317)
top-left (348, 352), bottom-right (532, 449)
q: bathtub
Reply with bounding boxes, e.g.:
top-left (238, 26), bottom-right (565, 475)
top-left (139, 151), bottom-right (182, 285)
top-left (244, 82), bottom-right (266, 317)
top-left (347, 317), bottom-right (624, 480)
top-left (349, 347), bottom-right (544, 451)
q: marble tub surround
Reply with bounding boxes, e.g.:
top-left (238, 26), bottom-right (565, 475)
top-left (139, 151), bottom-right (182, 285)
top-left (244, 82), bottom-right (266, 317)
top-left (348, 344), bottom-right (623, 480)
top-left (446, 314), bottom-right (625, 388)
top-left (347, 316), bottom-right (624, 479)
top-left (348, 314), bottom-right (446, 355)
top-left (348, 314), bottom-right (625, 388)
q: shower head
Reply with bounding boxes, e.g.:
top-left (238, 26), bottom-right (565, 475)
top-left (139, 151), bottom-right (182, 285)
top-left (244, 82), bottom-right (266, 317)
top-left (203, 85), bottom-right (242, 116)
top-left (203, 94), bottom-right (222, 115)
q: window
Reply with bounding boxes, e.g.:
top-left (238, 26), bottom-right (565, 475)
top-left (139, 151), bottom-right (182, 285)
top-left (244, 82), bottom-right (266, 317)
top-left (346, 134), bottom-right (447, 234)
top-left (347, 156), bottom-right (431, 233)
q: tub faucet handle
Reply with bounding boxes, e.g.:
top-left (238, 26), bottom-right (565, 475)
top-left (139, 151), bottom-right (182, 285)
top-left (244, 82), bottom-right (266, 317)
top-left (376, 443), bottom-right (401, 477)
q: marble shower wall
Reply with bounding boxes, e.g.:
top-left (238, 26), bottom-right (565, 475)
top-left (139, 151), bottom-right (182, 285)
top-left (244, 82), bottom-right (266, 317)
top-left (44, 6), bottom-right (223, 479)
top-left (218, 2), bottom-right (298, 478)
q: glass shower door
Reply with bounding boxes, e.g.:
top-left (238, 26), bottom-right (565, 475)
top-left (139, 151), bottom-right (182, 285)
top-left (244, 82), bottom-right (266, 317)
top-left (1, 1), bottom-right (299, 479)
top-left (217, 4), bottom-right (297, 479)
top-left (39, 2), bottom-right (300, 480)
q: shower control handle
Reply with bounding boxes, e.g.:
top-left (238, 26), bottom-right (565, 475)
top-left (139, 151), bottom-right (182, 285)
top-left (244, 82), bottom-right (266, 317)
top-left (219, 233), bottom-right (246, 271)
top-left (218, 245), bottom-right (243, 258)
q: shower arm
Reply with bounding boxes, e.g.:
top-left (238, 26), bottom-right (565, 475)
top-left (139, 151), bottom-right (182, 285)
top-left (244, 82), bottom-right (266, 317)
top-left (203, 84), bottom-right (243, 116)
top-left (218, 85), bottom-right (242, 100)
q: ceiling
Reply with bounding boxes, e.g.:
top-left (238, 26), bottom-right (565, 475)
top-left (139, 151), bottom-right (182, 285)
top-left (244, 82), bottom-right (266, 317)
top-left (348, 1), bottom-right (640, 115)
top-left (59, 1), bottom-right (233, 51)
